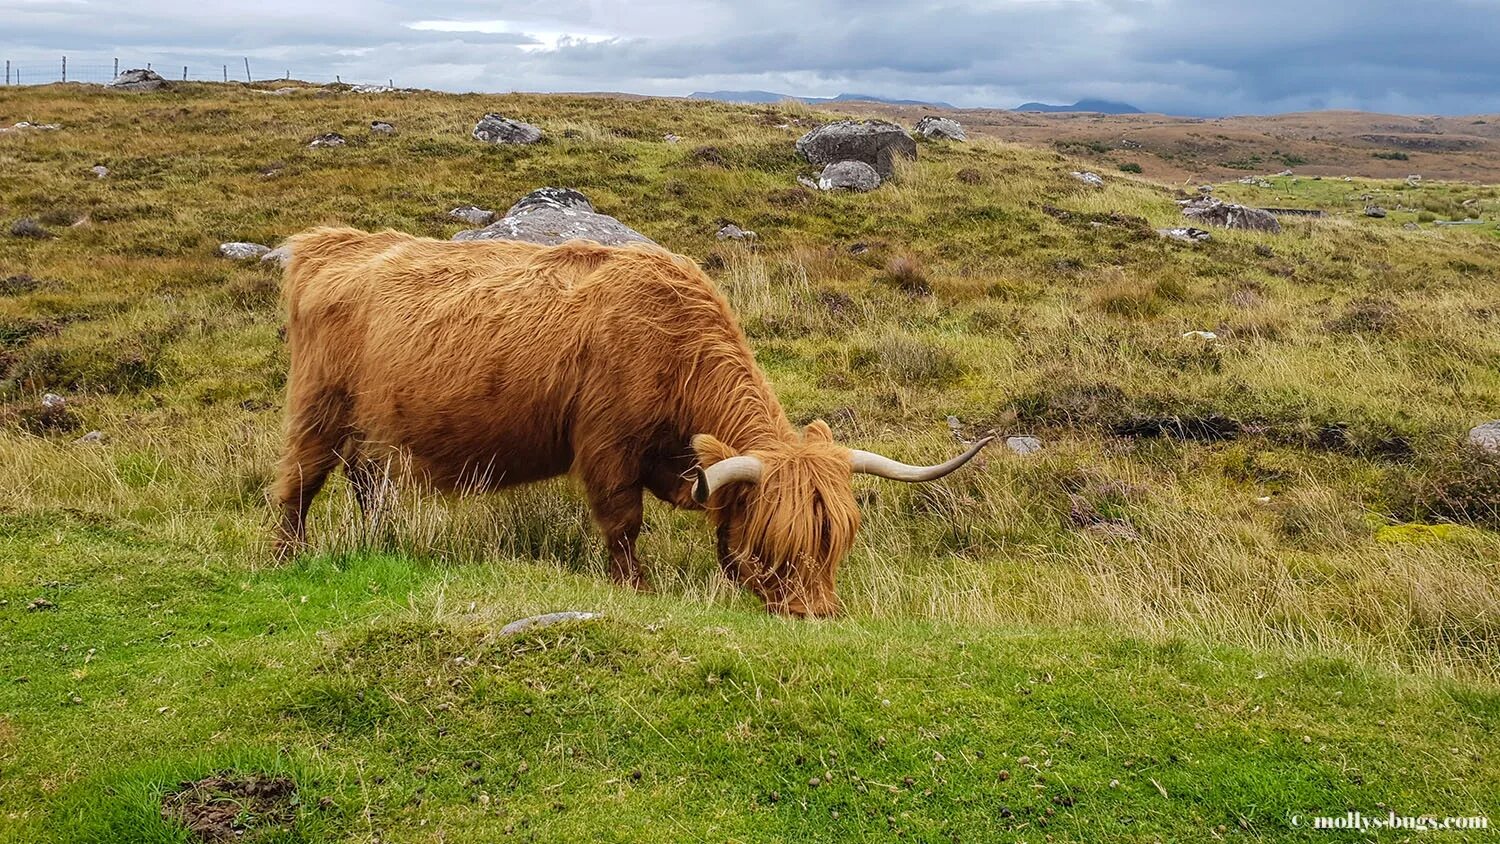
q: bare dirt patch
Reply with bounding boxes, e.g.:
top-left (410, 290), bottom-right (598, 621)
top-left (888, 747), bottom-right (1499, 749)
top-left (160, 773), bottom-right (299, 842)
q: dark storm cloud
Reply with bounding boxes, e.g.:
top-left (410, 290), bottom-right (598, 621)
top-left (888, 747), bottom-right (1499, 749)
top-left (2, 0), bottom-right (1497, 114)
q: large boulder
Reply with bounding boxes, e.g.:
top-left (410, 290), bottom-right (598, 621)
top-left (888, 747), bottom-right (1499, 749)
top-left (219, 242), bottom-right (270, 260)
top-left (915, 116), bottom-right (966, 141)
top-left (107, 68), bottom-right (169, 91)
top-left (817, 160), bottom-right (881, 192)
top-left (505, 186), bottom-right (594, 216)
top-left (453, 188), bottom-right (652, 246)
top-left (795, 120), bottom-right (916, 180)
top-left (472, 114), bottom-right (543, 144)
top-left (1180, 197), bottom-right (1282, 233)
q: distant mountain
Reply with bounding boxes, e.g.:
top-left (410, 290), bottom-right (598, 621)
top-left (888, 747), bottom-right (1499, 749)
top-left (1014, 99), bottom-right (1143, 114)
top-left (689, 90), bottom-right (955, 109)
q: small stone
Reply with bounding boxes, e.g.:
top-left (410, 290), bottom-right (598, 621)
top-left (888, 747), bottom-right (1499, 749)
top-left (715, 223), bottom-right (756, 241)
top-left (997, 770), bottom-right (1011, 781)
top-left (41, 393), bottom-right (66, 411)
top-left (1181, 330), bottom-right (1218, 341)
top-left (473, 114), bottom-right (543, 144)
top-left (808, 777), bottom-right (821, 787)
top-left (74, 430), bottom-right (104, 445)
top-left (107, 68), bottom-right (169, 91)
top-left (817, 160), bottom-right (881, 192)
top-left (449, 206), bottom-right (497, 226)
top-left (1156, 227), bottom-right (1211, 243)
top-left (1071, 171), bottom-right (1104, 188)
top-left (914, 115), bottom-right (966, 141)
top-left (1468, 420), bottom-right (1500, 453)
top-left (27, 597), bottom-right (56, 612)
top-left (370, 121), bottom-right (396, 135)
top-left (663, 133), bottom-right (681, 144)
top-left (1005, 436), bottom-right (1043, 456)
top-left (219, 242), bottom-right (271, 260)
top-left (1364, 205), bottom-right (1387, 218)
top-left (1109, 779), bottom-right (1120, 788)
top-left (261, 245), bottom-right (292, 267)
top-left (500, 611), bottom-right (599, 636)
top-left (308, 132), bottom-right (346, 148)
top-left (91, 165), bottom-right (109, 179)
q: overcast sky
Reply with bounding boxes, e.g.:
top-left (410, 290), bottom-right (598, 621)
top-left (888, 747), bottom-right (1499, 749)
top-left (4, 0), bottom-right (1499, 115)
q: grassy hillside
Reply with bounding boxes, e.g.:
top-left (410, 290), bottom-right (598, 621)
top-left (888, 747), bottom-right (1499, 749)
top-left (2, 83), bottom-right (1498, 842)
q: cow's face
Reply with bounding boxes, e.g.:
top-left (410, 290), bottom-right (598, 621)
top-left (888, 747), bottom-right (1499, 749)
top-left (694, 421), bottom-right (859, 618)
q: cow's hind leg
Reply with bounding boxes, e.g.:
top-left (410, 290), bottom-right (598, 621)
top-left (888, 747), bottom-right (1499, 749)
top-left (273, 420), bottom-right (345, 560)
top-left (346, 453), bottom-right (391, 531)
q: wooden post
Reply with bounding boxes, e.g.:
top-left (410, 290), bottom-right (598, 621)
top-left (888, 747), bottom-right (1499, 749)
top-left (243, 57), bottom-right (251, 83)
top-left (223, 65), bottom-right (228, 83)
top-left (114, 57), bottom-right (119, 77)
top-left (336, 75), bottom-right (341, 84)
top-left (61, 55), bottom-right (66, 83)
top-left (389, 78), bottom-right (394, 88)
top-left (5, 61), bottom-right (10, 86)
top-left (183, 65), bottom-right (188, 81)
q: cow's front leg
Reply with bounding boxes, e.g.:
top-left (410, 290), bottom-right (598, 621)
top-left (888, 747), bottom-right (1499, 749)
top-left (585, 482), bottom-right (649, 591)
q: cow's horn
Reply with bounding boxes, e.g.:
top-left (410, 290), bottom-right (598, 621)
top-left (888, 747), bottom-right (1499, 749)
top-left (849, 436), bottom-right (995, 482)
top-left (692, 455), bottom-right (765, 504)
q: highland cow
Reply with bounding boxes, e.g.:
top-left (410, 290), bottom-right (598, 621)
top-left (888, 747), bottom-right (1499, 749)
top-left (274, 228), bottom-right (990, 617)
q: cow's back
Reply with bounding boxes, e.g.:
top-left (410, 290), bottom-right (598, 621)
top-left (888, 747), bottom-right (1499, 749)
top-left (280, 228), bottom-right (717, 490)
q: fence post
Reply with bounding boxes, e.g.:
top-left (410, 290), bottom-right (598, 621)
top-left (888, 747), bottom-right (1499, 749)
top-left (62, 56), bottom-right (66, 83)
top-left (223, 65), bottom-right (228, 83)
top-left (183, 66), bottom-right (188, 81)
top-left (243, 57), bottom-right (251, 83)
top-left (5, 61), bottom-right (9, 86)
top-left (114, 57), bottom-right (119, 78)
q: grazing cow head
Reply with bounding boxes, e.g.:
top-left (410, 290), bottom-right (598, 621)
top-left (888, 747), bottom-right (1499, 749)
top-left (692, 420), bottom-right (992, 618)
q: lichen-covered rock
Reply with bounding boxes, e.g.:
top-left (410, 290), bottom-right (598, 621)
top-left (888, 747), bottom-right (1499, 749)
top-left (796, 120), bottom-right (915, 180)
top-left (370, 121), bottom-right (396, 135)
top-left (9, 219), bottom-right (53, 239)
top-left (1071, 171), bottom-right (1104, 188)
top-left (716, 223), bottom-right (756, 241)
top-left (219, 242), bottom-right (270, 260)
top-left (261, 245), bottom-right (292, 267)
top-left (1364, 205), bottom-right (1387, 218)
top-left (506, 187), bottom-right (594, 216)
top-left (473, 114), bottom-right (543, 144)
top-left (454, 188), bottom-right (651, 246)
top-left (915, 116), bottom-right (966, 141)
top-left (107, 68), bottom-right (168, 91)
top-left (308, 132), bottom-right (346, 148)
top-left (91, 165), bottom-right (109, 179)
top-left (817, 160), bottom-right (881, 192)
top-left (1005, 436), bottom-right (1042, 455)
top-left (1180, 197), bottom-right (1282, 233)
top-left (1157, 227), bottom-right (1211, 243)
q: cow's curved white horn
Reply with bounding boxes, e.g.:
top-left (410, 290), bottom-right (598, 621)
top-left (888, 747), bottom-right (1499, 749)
top-left (692, 455), bottom-right (765, 504)
top-left (849, 436), bottom-right (995, 482)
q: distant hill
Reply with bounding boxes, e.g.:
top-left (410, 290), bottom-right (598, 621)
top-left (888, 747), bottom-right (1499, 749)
top-left (690, 90), bottom-right (955, 109)
top-left (1014, 98), bottom-right (1143, 114)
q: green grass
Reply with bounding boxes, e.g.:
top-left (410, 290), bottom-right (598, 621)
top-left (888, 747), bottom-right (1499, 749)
top-left (2, 82), bottom-right (1499, 841)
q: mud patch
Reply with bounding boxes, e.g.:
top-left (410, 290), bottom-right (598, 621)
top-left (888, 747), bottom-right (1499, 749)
top-left (161, 773), bottom-right (299, 842)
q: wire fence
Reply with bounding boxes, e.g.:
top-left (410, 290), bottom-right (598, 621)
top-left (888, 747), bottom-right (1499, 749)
top-left (2, 57), bottom-right (394, 89)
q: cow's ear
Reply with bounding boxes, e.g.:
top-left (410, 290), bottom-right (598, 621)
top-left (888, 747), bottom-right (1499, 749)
top-left (691, 433), bottom-right (737, 467)
top-left (804, 419), bottom-right (834, 443)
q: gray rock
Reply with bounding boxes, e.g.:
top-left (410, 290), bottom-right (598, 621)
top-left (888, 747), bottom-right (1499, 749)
top-left (1364, 205), bottom-right (1387, 218)
top-left (219, 242), bottom-right (271, 260)
top-left (1403, 222), bottom-right (1421, 230)
top-left (90, 165), bottom-right (109, 179)
top-left (350, 84), bottom-right (395, 93)
top-left (41, 393), bottom-right (66, 411)
top-left (1469, 420), bottom-right (1500, 453)
top-left (455, 189), bottom-right (652, 246)
top-left (817, 160), bottom-right (881, 192)
top-left (716, 223), bottom-right (756, 241)
top-left (370, 121), bottom-right (396, 135)
top-left (308, 132), bottom-right (346, 148)
top-left (506, 187), bottom-right (594, 217)
top-left (449, 205), bottom-right (497, 226)
top-left (1071, 171), bottom-right (1104, 188)
top-left (1197, 184), bottom-right (1214, 194)
top-left (473, 113), bottom-right (543, 144)
top-left (795, 120), bottom-right (916, 180)
top-left (914, 116), bottom-right (966, 141)
top-left (663, 133), bottom-right (681, 144)
top-left (261, 245), bottom-right (292, 267)
top-left (500, 611), bottom-right (599, 636)
top-left (106, 68), bottom-right (168, 91)
top-left (1157, 227), bottom-right (1212, 243)
top-left (1005, 436), bottom-right (1043, 455)
top-left (796, 175), bottom-right (819, 190)
top-left (1180, 197), bottom-right (1282, 233)
top-left (74, 430), bottom-right (104, 445)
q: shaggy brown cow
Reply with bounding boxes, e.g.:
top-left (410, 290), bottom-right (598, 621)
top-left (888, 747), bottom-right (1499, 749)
top-left (274, 228), bottom-right (990, 617)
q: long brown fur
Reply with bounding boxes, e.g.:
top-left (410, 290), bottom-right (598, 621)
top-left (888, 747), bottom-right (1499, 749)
top-left (274, 227), bottom-right (859, 615)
